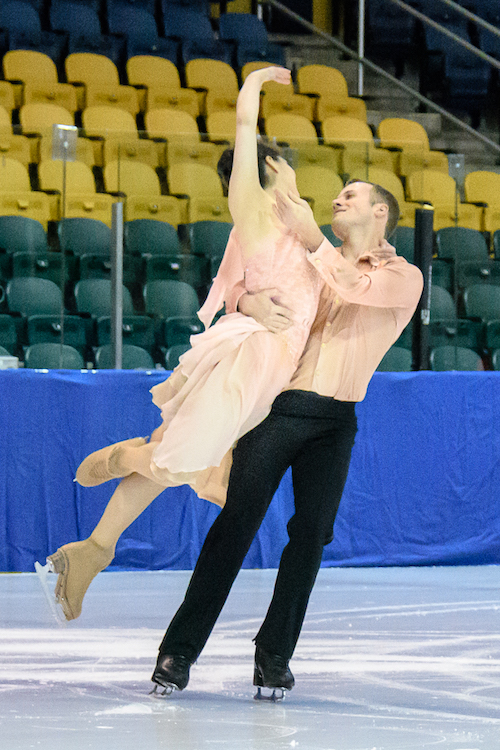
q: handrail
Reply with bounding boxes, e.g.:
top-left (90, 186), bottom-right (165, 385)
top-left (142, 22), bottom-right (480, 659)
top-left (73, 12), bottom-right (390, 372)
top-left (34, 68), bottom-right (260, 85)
top-left (263, 0), bottom-right (500, 156)
top-left (388, 0), bottom-right (500, 71)
top-left (432, 0), bottom-right (500, 40)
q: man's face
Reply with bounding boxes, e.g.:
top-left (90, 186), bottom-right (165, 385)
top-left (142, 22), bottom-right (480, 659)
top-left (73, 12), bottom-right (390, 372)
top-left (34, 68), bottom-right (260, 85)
top-left (331, 182), bottom-right (376, 236)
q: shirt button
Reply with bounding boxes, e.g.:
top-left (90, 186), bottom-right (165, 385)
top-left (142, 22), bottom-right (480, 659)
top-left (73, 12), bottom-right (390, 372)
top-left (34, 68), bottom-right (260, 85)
top-left (315, 259), bottom-right (321, 266)
top-left (321, 343), bottom-right (327, 348)
top-left (315, 370), bottom-right (320, 377)
top-left (325, 321), bottom-right (331, 327)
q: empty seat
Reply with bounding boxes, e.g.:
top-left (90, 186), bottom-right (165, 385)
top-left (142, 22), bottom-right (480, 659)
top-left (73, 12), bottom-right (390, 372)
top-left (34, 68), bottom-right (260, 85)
top-left (430, 285), bottom-right (457, 322)
top-left (185, 59), bottom-right (239, 118)
top-left (0, 158), bottom-right (50, 228)
top-left (464, 171), bottom-right (500, 233)
top-left (104, 160), bottom-right (184, 224)
top-left (161, 1), bottom-right (231, 65)
top-left (50, 1), bottom-right (123, 68)
top-left (187, 220), bottom-right (232, 274)
top-left (38, 160), bottom-right (114, 225)
top-left (377, 118), bottom-right (449, 177)
top-left (24, 342), bottom-right (85, 369)
top-left (7, 276), bottom-right (62, 316)
top-left (239, 61), bottom-right (313, 121)
top-left (58, 217), bottom-right (111, 257)
top-left (406, 170), bottom-right (482, 231)
top-left (19, 102), bottom-right (94, 166)
top-left (430, 345), bottom-right (484, 371)
top-left (167, 162), bottom-right (231, 223)
top-left (145, 108), bottom-right (224, 170)
top-left (205, 110), bottom-right (236, 141)
top-left (74, 278), bottom-right (134, 317)
top-left (144, 279), bottom-right (199, 318)
top-left (82, 105), bottom-right (159, 168)
top-left (322, 116), bottom-right (394, 178)
top-left (126, 56), bottom-right (198, 116)
top-left (107, 4), bottom-right (176, 63)
top-left (96, 314), bottom-right (155, 354)
top-left (65, 53), bottom-right (139, 114)
top-left (95, 343), bottom-right (154, 369)
top-left (26, 313), bottom-right (87, 353)
top-left (3, 50), bottom-right (78, 113)
top-left (164, 342), bottom-right (190, 369)
top-left (463, 284), bottom-right (500, 323)
top-left (0, 0), bottom-right (65, 65)
top-left (124, 219), bottom-right (181, 256)
top-left (264, 113), bottom-right (339, 172)
top-left (377, 345), bottom-right (412, 371)
top-left (296, 64), bottom-right (367, 123)
top-left (218, 12), bottom-right (285, 68)
top-left (435, 227), bottom-right (489, 261)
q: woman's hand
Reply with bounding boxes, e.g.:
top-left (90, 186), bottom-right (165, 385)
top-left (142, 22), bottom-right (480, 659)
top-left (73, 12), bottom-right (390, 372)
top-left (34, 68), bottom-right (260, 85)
top-left (248, 66), bottom-right (292, 86)
top-left (274, 190), bottom-right (325, 252)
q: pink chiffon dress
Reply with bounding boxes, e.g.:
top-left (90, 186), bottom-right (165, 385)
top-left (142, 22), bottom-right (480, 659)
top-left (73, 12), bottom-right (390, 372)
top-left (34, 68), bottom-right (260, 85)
top-left (148, 222), bottom-right (323, 506)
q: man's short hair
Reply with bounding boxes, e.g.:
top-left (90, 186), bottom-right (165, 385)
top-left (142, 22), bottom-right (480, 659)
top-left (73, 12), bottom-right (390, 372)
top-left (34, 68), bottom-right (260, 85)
top-left (345, 179), bottom-right (400, 238)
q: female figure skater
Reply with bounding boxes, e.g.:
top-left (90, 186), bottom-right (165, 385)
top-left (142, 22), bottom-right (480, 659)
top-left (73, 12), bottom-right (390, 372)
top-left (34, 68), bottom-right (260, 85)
top-left (37, 66), bottom-right (324, 623)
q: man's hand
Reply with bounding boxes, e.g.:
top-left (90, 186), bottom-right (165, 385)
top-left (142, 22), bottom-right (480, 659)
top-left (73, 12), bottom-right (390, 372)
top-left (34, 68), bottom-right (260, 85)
top-left (273, 190), bottom-right (325, 252)
top-left (238, 288), bottom-right (294, 333)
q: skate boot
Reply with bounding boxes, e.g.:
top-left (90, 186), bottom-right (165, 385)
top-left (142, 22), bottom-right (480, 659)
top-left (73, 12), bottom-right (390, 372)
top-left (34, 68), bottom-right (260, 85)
top-left (150, 654), bottom-right (192, 697)
top-left (75, 436), bottom-right (148, 487)
top-left (253, 645), bottom-right (294, 702)
top-left (35, 538), bottom-right (115, 622)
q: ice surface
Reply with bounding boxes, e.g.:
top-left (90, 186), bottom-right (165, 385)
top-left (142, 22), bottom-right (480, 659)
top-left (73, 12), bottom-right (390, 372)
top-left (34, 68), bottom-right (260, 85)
top-left (1, 566), bottom-right (499, 750)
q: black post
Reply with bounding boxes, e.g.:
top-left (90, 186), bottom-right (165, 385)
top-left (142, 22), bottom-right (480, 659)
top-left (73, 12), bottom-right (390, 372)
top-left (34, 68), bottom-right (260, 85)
top-left (412, 206), bottom-right (434, 370)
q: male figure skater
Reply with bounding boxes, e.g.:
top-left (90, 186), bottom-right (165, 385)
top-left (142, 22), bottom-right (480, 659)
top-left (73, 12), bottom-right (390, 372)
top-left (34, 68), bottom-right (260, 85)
top-left (151, 180), bottom-right (424, 699)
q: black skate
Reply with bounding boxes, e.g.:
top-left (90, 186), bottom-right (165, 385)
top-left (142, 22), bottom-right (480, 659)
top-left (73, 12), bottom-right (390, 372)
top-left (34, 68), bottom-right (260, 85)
top-left (253, 645), bottom-right (294, 702)
top-left (150, 654), bottom-right (191, 697)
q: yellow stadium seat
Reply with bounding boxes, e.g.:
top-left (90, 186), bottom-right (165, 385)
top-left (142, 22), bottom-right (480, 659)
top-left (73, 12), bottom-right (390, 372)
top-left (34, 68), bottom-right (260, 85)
top-left (407, 169), bottom-right (482, 231)
top-left (296, 64), bottom-right (367, 122)
top-left (0, 158), bottom-right (50, 228)
top-left (0, 105), bottom-right (31, 165)
top-left (19, 103), bottom-right (94, 166)
top-left (3, 50), bottom-right (78, 113)
top-left (295, 166), bottom-right (343, 226)
top-left (65, 53), bottom-right (139, 115)
top-left (104, 160), bottom-right (184, 225)
top-left (205, 110), bottom-right (236, 141)
top-left (377, 118), bottom-right (449, 177)
top-left (38, 159), bottom-right (114, 224)
top-left (145, 108), bottom-right (225, 170)
top-left (126, 55), bottom-right (199, 117)
top-left (464, 170), bottom-right (500, 233)
top-left (167, 162), bottom-right (231, 223)
top-left (322, 115), bottom-right (393, 178)
top-left (0, 80), bottom-right (17, 112)
top-left (185, 59), bottom-right (239, 117)
top-left (264, 113), bottom-right (340, 172)
top-left (82, 105), bottom-right (159, 168)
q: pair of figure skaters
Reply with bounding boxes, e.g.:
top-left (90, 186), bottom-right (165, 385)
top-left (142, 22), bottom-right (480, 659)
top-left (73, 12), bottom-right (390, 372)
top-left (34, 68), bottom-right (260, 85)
top-left (38, 66), bottom-right (423, 700)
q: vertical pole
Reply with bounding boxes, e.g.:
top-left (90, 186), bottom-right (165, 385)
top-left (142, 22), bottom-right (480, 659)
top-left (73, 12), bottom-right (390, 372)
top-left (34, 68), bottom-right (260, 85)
top-left (412, 206), bottom-right (434, 370)
top-left (358, 0), bottom-right (365, 96)
top-left (59, 151), bottom-right (67, 367)
top-left (111, 201), bottom-right (124, 370)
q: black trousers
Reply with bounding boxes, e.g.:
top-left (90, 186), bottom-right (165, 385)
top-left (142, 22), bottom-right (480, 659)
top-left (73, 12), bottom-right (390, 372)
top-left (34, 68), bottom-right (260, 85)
top-left (159, 390), bottom-right (358, 662)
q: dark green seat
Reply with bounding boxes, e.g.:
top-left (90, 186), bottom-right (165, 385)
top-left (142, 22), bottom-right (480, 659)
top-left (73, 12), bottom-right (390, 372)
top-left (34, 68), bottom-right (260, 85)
top-left (95, 344), bottom-right (155, 369)
top-left (429, 319), bottom-right (482, 352)
top-left (430, 345), bottom-right (483, 371)
top-left (430, 285), bottom-right (456, 321)
top-left (58, 218), bottom-right (111, 257)
top-left (187, 221), bottom-right (232, 258)
top-left (164, 343), bottom-right (190, 370)
top-left (144, 279), bottom-right (199, 319)
top-left (24, 342), bottom-right (85, 369)
top-left (74, 278), bottom-right (134, 317)
top-left (435, 227), bottom-right (489, 260)
top-left (96, 315), bottom-right (156, 354)
top-left (125, 219), bottom-right (181, 256)
top-left (319, 224), bottom-right (342, 247)
top-left (0, 344), bottom-right (11, 356)
top-left (492, 349), bottom-right (500, 369)
top-left (485, 319), bottom-right (500, 352)
top-left (392, 226), bottom-right (414, 262)
top-left (0, 216), bottom-right (47, 254)
top-left (26, 314), bottom-right (87, 353)
top-left (11, 251), bottom-right (76, 290)
top-left (455, 259), bottom-right (500, 289)
top-left (431, 259), bottom-right (453, 292)
top-left (377, 345), bottom-right (412, 372)
top-left (142, 254), bottom-right (210, 289)
top-left (164, 315), bottom-right (203, 347)
top-left (463, 284), bottom-right (500, 322)
top-left (6, 277), bottom-right (62, 316)
top-left (0, 314), bottom-right (18, 354)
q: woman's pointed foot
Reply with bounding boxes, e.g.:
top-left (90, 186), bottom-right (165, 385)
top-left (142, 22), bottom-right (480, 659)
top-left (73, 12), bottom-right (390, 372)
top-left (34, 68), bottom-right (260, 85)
top-left (75, 437), bottom-right (148, 487)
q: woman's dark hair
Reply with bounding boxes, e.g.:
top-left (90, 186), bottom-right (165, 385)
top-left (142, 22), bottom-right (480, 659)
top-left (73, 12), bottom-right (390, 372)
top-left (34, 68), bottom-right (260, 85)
top-left (217, 142), bottom-right (283, 194)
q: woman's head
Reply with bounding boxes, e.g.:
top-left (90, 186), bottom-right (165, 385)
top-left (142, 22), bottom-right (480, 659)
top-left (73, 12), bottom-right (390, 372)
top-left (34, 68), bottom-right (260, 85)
top-left (217, 143), bottom-right (290, 193)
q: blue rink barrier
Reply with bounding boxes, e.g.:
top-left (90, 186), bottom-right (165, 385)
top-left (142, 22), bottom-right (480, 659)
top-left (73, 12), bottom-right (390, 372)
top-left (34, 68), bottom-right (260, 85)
top-left (1, 370), bottom-right (499, 572)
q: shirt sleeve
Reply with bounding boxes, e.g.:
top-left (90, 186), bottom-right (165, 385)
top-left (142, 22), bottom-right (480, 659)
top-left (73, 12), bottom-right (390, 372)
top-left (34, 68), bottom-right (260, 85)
top-left (225, 281), bottom-right (247, 314)
top-left (307, 238), bottom-right (424, 309)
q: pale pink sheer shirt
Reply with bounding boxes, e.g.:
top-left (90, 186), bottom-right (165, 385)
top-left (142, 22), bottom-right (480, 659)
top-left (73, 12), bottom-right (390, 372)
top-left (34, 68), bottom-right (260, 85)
top-left (228, 237), bottom-right (424, 403)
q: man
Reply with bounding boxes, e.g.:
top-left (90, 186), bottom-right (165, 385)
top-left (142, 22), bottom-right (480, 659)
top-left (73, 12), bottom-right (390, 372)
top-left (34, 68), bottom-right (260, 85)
top-left (151, 180), bottom-right (424, 699)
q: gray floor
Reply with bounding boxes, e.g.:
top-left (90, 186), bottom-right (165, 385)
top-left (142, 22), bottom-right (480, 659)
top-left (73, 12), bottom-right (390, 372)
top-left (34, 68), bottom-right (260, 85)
top-left (1, 565), bottom-right (500, 750)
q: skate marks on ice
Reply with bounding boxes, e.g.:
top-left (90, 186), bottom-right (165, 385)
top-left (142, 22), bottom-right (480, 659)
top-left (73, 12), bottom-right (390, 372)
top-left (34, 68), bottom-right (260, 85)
top-left (0, 566), bottom-right (500, 749)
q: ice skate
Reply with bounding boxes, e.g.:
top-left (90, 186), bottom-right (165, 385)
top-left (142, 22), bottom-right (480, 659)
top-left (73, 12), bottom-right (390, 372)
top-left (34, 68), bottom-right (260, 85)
top-left (35, 538), bottom-right (115, 622)
top-left (75, 437), bottom-right (148, 487)
top-left (150, 654), bottom-right (191, 697)
top-left (253, 645), bottom-right (294, 702)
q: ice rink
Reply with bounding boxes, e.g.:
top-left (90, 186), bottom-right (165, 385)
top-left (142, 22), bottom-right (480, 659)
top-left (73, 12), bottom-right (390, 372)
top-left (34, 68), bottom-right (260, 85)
top-left (1, 565), bottom-right (500, 750)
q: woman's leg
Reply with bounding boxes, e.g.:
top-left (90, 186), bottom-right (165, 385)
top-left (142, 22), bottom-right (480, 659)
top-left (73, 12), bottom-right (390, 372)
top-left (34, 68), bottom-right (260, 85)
top-left (49, 472), bottom-right (167, 621)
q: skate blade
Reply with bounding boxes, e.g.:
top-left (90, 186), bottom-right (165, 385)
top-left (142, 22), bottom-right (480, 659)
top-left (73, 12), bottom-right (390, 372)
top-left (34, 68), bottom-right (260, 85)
top-left (253, 687), bottom-right (286, 702)
top-left (149, 682), bottom-right (178, 698)
top-left (34, 561), bottom-right (67, 628)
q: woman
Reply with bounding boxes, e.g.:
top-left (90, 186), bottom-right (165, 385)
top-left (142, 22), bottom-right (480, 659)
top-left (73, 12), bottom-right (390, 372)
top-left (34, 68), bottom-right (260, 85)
top-left (37, 66), bottom-right (324, 623)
